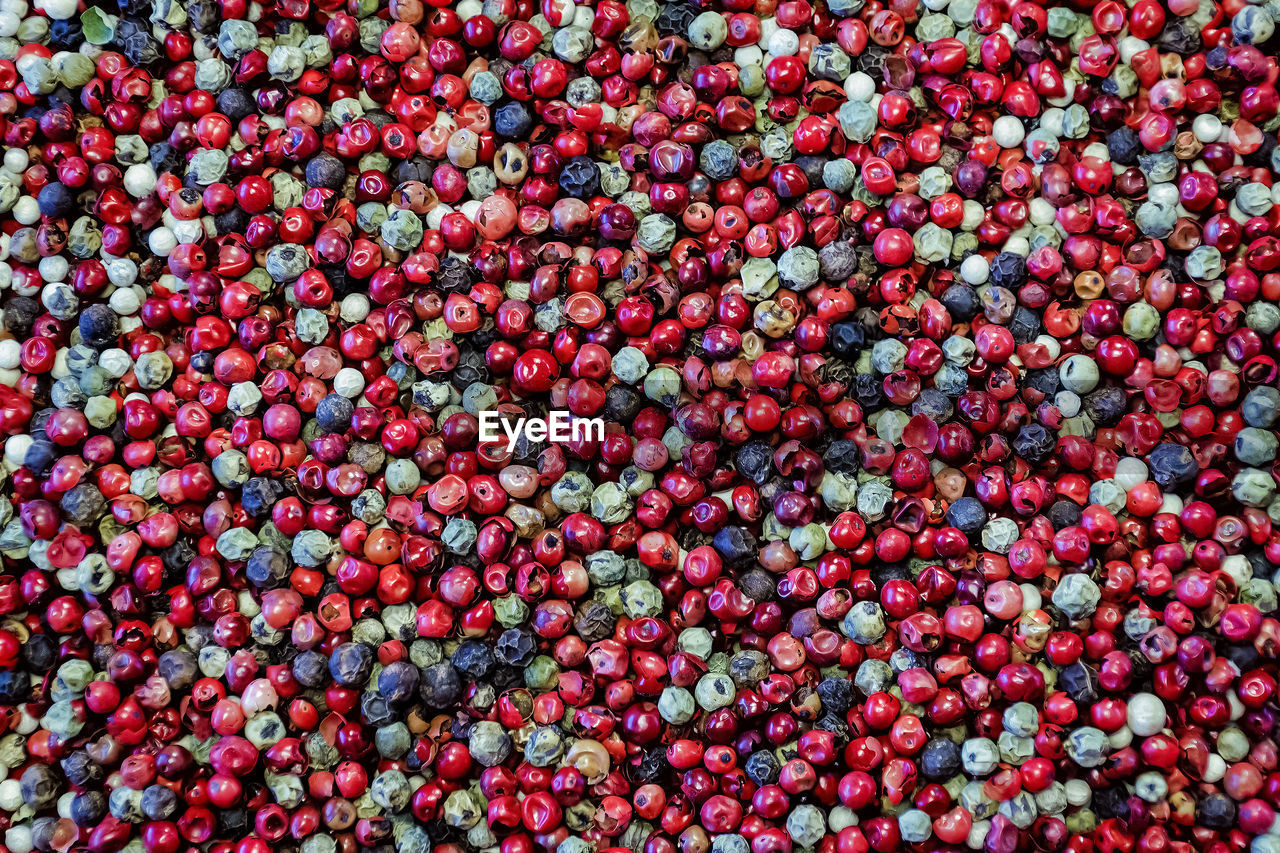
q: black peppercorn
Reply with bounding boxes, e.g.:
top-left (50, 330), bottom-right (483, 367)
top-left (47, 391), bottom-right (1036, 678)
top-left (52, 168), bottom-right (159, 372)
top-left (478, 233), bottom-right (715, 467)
top-left (712, 526), bottom-right (757, 569)
top-left (0, 670), bottom-right (30, 705)
top-left (816, 677), bottom-right (855, 715)
top-left (945, 496), bottom-right (988, 536)
top-left (451, 639), bottom-right (495, 680)
top-left (216, 88), bottom-right (258, 124)
top-left (830, 321), bottom-right (866, 355)
top-left (1012, 423), bottom-right (1056, 464)
top-left (376, 661), bottom-right (419, 704)
top-left (246, 546), bottom-right (290, 588)
top-left (240, 477), bottom-right (284, 518)
top-left (744, 750), bottom-right (781, 785)
top-left (79, 304), bottom-right (120, 349)
top-left (920, 738), bottom-right (961, 779)
top-left (330, 642), bottom-right (376, 688)
top-left (494, 628), bottom-right (537, 668)
top-left (420, 662), bottom-right (463, 708)
top-left (734, 440), bottom-right (774, 485)
top-left (1057, 661), bottom-right (1099, 704)
top-left (558, 156), bottom-right (601, 199)
top-left (1148, 444), bottom-right (1199, 491)
top-left (306, 153), bottom-right (348, 190)
top-left (494, 102), bottom-right (534, 139)
top-left (1083, 386), bottom-right (1127, 427)
top-left (291, 649), bottom-right (331, 688)
top-left (70, 791), bottom-right (108, 827)
top-left (1046, 500), bottom-right (1084, 531)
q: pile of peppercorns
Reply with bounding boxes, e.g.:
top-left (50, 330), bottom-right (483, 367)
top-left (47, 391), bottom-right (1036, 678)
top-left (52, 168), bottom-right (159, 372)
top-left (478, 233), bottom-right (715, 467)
top-left (0, 0), bottom-right (1279, 851)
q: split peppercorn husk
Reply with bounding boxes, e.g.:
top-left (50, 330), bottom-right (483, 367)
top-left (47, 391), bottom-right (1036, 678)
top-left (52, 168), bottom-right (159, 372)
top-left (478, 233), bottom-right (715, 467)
top-left (0, 0), bottom-right (1279, 851)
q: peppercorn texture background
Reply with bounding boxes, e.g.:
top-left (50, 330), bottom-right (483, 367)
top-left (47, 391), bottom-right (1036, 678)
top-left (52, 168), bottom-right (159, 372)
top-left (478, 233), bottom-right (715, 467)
top-left (0, 1), bottom-right (1278, 853)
